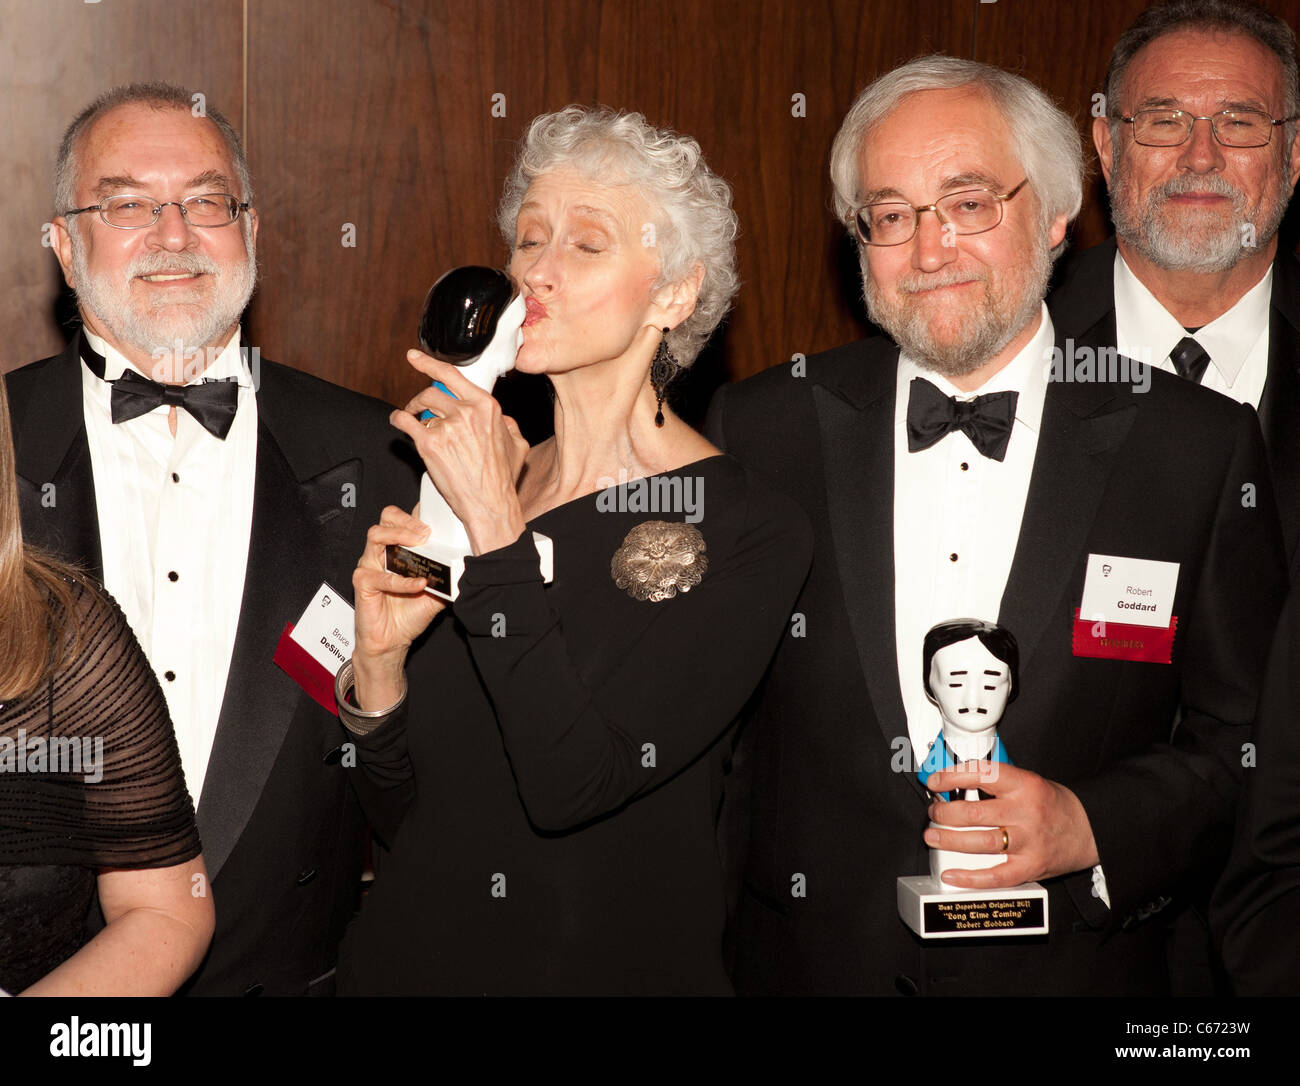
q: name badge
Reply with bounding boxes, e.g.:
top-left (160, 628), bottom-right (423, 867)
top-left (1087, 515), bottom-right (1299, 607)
top-left (272, 583), bottom-right (356, 712)
top-left (1072, 554), bottom-right (1179, 663)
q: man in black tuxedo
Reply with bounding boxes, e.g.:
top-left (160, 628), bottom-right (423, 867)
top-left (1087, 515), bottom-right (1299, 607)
top-left (1048, 0), bottom-right (1300, 570)
top-left (6, 83), bottom-right (418, 995)
top-left (707, 55), bottom-right (1286, 995)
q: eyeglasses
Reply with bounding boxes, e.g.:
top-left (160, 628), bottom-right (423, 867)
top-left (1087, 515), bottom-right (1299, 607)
top-left (852, 179), bottom-right (1029, 246)
top-left (1120, 108), bottom-right (1298, 148)
top-left (62, 193), bottom-right (251, 230)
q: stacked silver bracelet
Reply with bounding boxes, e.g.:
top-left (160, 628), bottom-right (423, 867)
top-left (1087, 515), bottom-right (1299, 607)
top-left (335, 658), bottom-right (407, 736)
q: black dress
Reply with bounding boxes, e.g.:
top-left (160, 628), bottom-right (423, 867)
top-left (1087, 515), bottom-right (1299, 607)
top-left (0, 578), bottom-right (200, 993)
top-left (338, 456), bottom-right (812, 994)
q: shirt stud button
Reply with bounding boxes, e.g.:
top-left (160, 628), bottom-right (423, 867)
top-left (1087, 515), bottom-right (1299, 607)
top-left (164, 670), bottom-right (176, 682)
top-left (168, 571), bottom-right (179, 582)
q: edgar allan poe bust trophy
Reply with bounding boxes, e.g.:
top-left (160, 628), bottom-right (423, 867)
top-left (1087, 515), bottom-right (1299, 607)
top-left (386, 266), bottom-right (552, 601)
top-left (897, 619), bottom-right (1048, 938)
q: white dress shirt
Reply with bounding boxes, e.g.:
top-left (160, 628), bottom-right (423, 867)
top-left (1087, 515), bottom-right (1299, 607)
top-left (1114, 251), bottom-right (1271, 409)
top-left (892, 306), bottom-right (1112, 904)
top-left (894, 304), bottom-right (1052, 762)
top-left (81, 328), bottom-right (258, 803)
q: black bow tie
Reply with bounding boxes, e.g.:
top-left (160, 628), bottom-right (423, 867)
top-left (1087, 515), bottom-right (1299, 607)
top-left (80, 337), bottom-right (240, 440)
top-left (906, 377), bottom-right (1018, 462)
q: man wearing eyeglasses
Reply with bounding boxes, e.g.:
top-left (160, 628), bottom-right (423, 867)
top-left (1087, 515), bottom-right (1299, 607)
top-left (1047, 0), bottom-right (1300, 998)
top-left (5, 83), bottom-right (417, 995)
top-left (708, 54), bottom-right (1285, 995)
top-left (1050, 0), bottom-right (1300, 570)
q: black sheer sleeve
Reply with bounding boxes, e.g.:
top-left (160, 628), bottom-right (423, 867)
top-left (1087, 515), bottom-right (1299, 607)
top-left (0, 577), bottom-right (200, 869)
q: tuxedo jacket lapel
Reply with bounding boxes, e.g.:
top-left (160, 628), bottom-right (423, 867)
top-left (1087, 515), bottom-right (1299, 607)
top-left (196, 366), bottom-right (360, 879)
top-left (12, 339), bottom-right (105, 579)
top-left (1260, 250), bottom-right (1300, 570)
top-left (998, 353), bottom-right (1137, 699)
top-left (813, 346), bottom-right (911, 764)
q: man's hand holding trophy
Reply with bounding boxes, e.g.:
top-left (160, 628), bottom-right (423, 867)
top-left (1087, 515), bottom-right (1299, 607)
top-left (897, 619), bottom-right (1051, 939)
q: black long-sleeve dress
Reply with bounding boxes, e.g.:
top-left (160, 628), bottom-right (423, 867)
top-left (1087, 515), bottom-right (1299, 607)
top-left (337, 455), bottom-right (812, 994)
top-left (0, 578), bottom-right (201, 993)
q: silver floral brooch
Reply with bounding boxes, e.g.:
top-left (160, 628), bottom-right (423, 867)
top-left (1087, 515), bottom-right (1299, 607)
top-left (611, 521), bottom-right (708, 602)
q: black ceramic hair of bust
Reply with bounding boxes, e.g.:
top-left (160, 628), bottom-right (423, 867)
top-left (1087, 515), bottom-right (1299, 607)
top-left (418, 266), bottom-right (518, 364)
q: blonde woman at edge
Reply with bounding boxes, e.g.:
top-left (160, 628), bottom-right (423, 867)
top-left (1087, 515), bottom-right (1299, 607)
top-left (0, 372), bottom-right (212, 995)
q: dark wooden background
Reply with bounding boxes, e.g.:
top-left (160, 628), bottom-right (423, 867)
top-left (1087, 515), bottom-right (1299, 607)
top-left (3, 0), bottom-right (1298, 429)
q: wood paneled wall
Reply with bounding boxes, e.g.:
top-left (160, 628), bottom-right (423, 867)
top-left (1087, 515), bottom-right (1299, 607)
top-left (4, 0), bottom-right (1299, 429)
top-left (0, 0), bottom-right (243, 373)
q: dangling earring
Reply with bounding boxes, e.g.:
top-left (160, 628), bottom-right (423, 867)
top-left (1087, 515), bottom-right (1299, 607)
top-left (651, 327), bottom-right (682, 428)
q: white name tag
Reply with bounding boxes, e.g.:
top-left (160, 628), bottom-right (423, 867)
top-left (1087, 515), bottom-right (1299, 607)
top-left (288, 582), bottom-right (355, 676)
top-left (1078, 554), bottom-right (1179, 629)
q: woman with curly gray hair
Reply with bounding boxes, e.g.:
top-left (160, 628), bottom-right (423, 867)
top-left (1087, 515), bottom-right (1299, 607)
top-left (337, 105), bottom-right (811, 994)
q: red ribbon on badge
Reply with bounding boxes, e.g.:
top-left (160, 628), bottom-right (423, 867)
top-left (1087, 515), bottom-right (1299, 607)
top-left (1071, 608), bottom-right (1177, 663)
top-left (272, 622), bottom-right (338, 712)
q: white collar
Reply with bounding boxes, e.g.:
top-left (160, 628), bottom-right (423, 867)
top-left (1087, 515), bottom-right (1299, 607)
top-left (82, 327), bottom-right (249, 385)
top-left (1114, 252), bottom-right (1271, 387)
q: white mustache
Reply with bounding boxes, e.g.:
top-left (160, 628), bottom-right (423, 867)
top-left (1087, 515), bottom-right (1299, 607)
top-left (898, 271), bottom-right (987, 294)
top-left (126, 251), bottom-right (221, 279)
top-left (1152, 174), bottom-right (1246, 205)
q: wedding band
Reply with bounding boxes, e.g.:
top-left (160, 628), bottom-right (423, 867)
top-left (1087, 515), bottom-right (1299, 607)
top-left (999, 827), bottom-right (1010, 853)
top-left (423, 417), bottom-right (435, 429)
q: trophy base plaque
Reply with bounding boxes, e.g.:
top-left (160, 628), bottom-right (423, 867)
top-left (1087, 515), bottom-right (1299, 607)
top-left (897, 876), bottom-right (1049, 939)
top-left (387, 530), bottom-right (554, 603)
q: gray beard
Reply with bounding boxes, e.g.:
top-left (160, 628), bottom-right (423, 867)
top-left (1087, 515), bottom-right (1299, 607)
top-left (862, 232), bottom-right (1052, 379)
top-left (1110, 155), bottom-right (1289, 274)
top-left (70, 225), bottom-right (257, 367)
